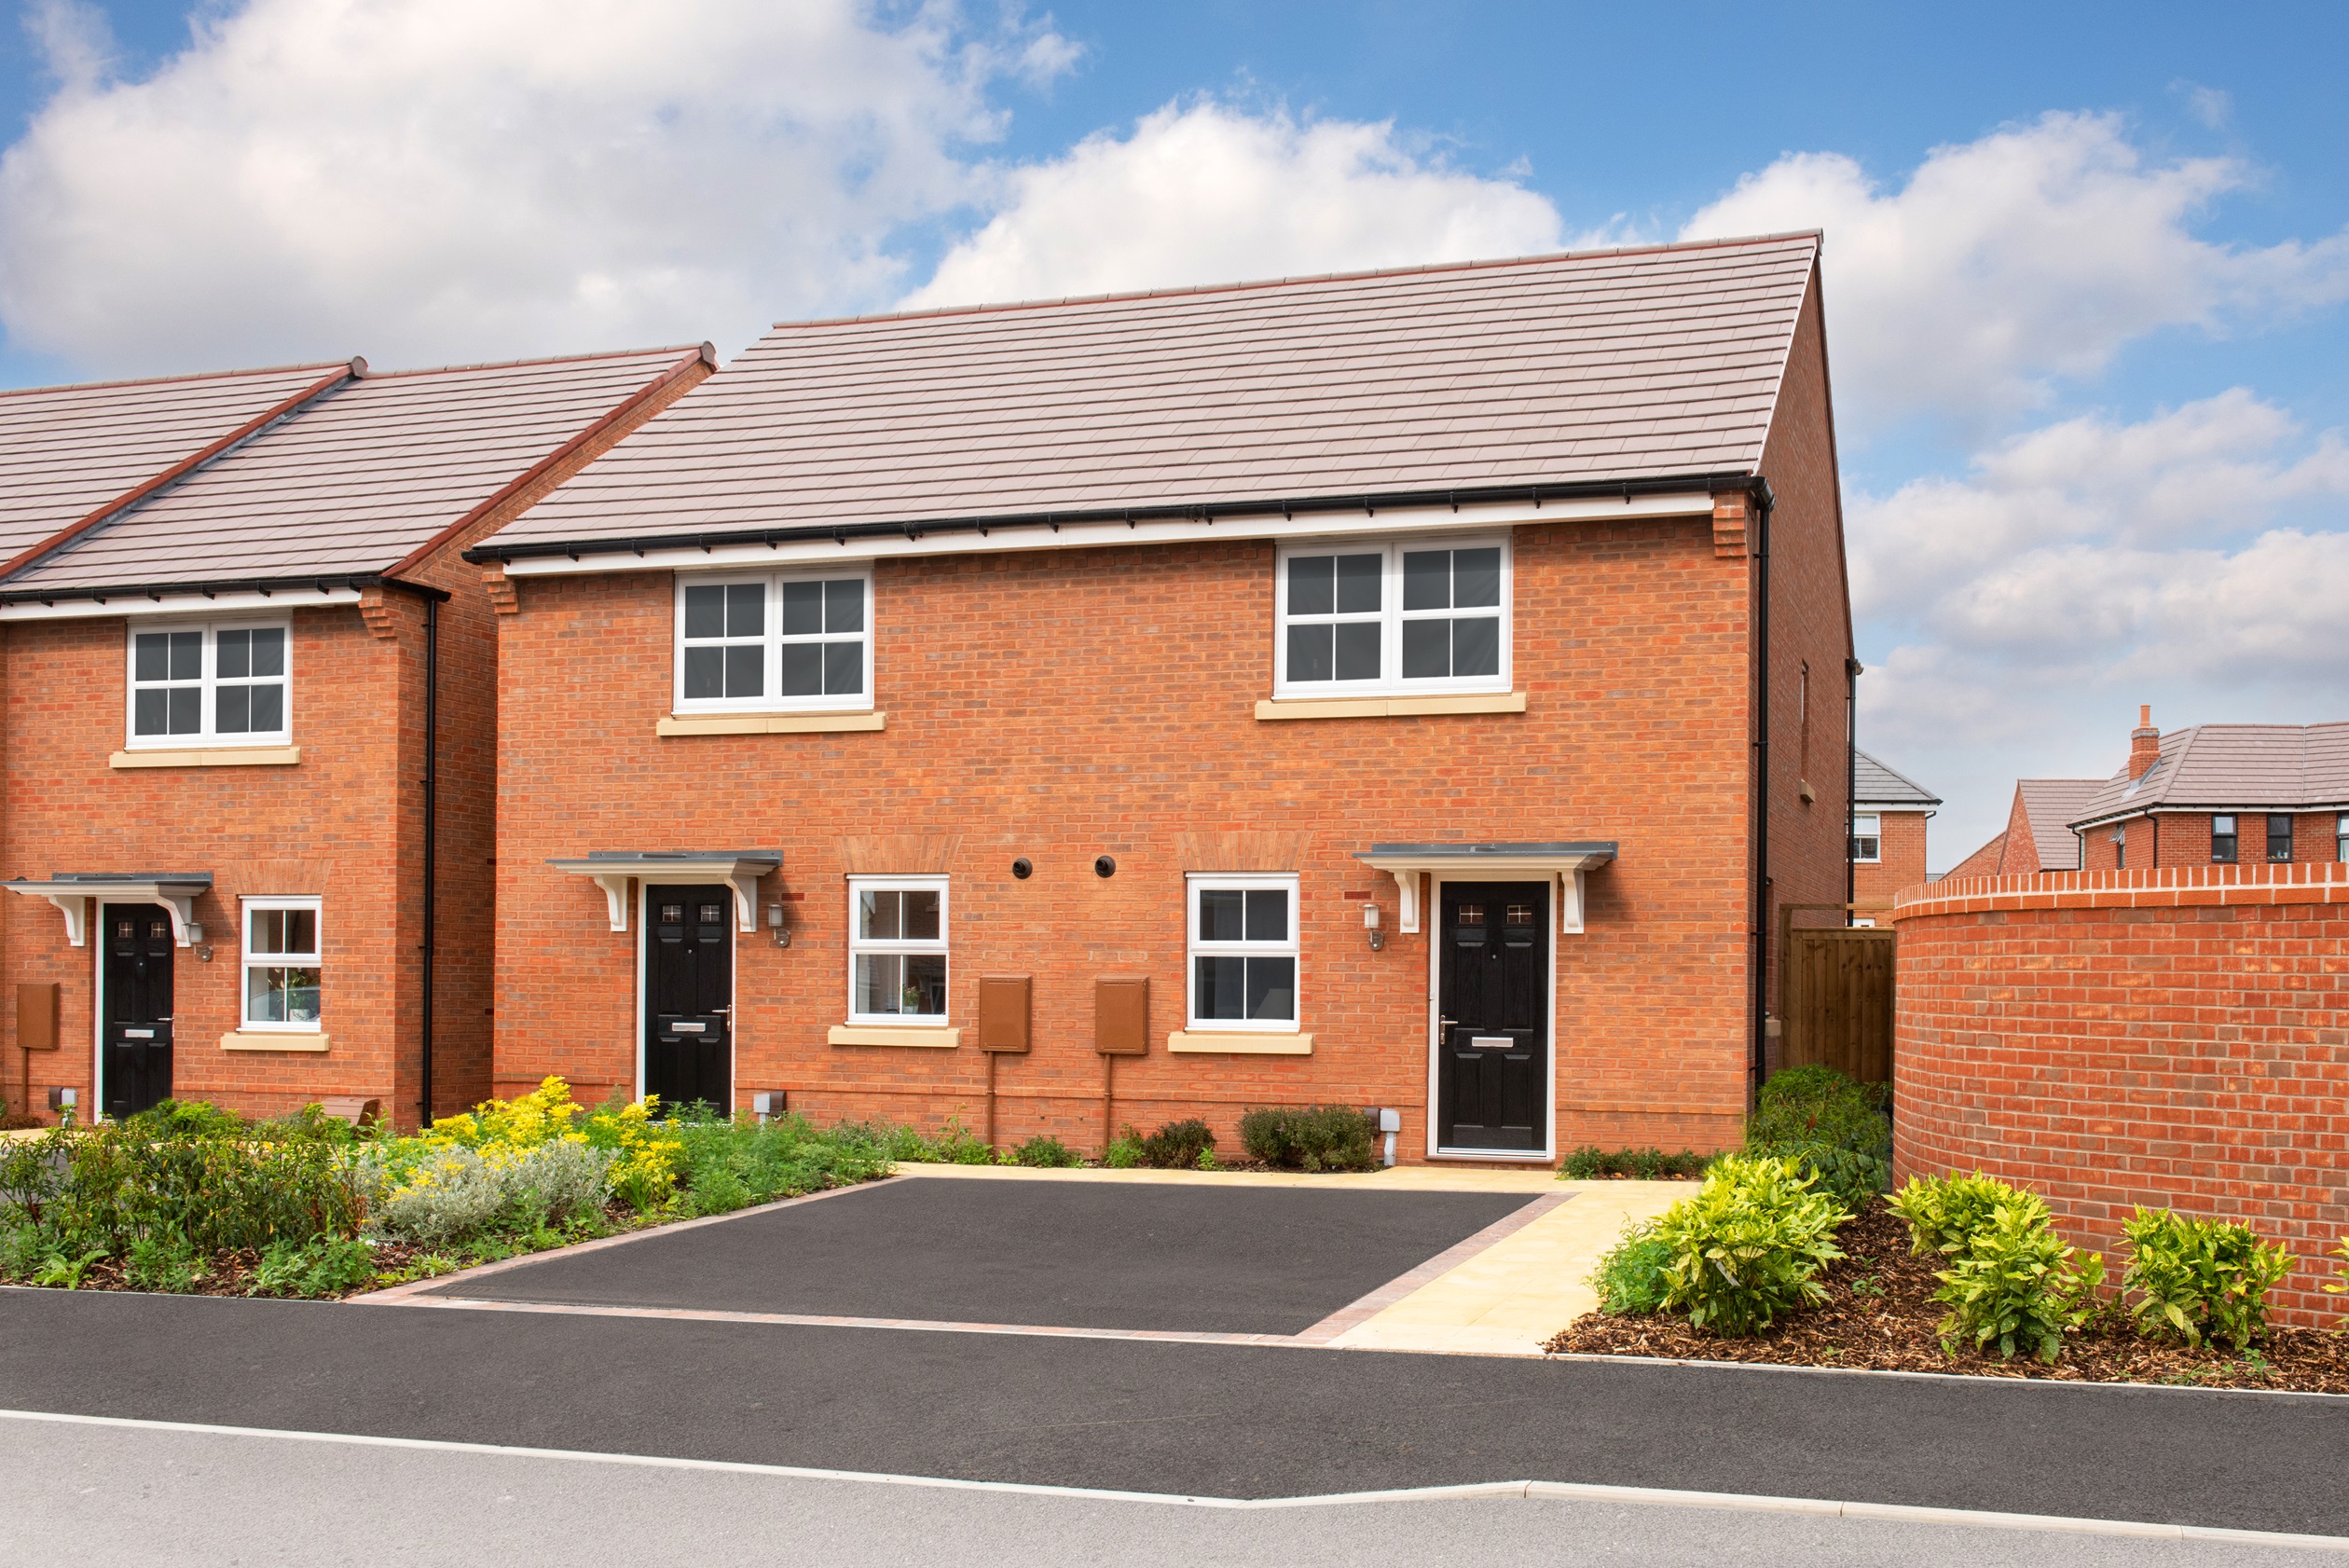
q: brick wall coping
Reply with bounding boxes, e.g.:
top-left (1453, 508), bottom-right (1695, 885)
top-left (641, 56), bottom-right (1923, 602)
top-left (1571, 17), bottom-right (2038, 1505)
top-left (1891, 860), bottom-right (2349, 920)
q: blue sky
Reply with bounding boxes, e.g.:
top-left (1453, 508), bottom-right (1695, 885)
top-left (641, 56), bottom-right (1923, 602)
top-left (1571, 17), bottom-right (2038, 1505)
top-left (2, 0), bottom-right (2344, 856)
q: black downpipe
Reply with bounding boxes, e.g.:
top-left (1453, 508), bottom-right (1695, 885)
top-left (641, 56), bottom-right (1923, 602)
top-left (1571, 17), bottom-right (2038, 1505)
top-left (1750, 481), bottom-right (1775, 1097)
top-left (420, 597), bottom-right (437, 1124)
top-left (1846, 656), bottom-right (1861, 917)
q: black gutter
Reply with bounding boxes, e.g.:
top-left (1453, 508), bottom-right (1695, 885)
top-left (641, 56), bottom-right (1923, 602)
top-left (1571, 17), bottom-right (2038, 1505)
top-left (1751, 480), bottom-right (1776, 1098)
top-left (1846, 656), bottom-right (1861, 918)
top-left (419, 596), bottom-right (437, 1125)
top-left (460, 472), bottom-right (1761, 565)
top-left (0, 571), bottom-right (452, 607)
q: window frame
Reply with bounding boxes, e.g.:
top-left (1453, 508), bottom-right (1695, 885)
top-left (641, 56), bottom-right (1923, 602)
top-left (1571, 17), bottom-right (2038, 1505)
top-left (672, 568), bottom-right (875, 716)
top-left (1183, 873), bottom-right (1302, 1033)
top-left (1849, 813), bottom-right (1882, 864)
top-left (2210, 814), bottom-right (2238, 864)
top-left (845, 875), bottom-right (949, 1026)
top-left (2266, 814), bottom-right (2294, 863)
top-left (239, 895), bottom-right (323, 1033)
top-left (2338, 813), bottom-right (2347, 864)
top-left (1271, 536), bottom-right (1511, 698)
top-left (2113, 823), bottom-right (2126, 868)
top-left (122, 618), bottom-right (293, 750)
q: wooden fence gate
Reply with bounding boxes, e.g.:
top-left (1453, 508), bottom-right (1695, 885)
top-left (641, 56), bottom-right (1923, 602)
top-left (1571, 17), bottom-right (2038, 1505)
top-left (1777, 915), bottom-right (1896, 1085)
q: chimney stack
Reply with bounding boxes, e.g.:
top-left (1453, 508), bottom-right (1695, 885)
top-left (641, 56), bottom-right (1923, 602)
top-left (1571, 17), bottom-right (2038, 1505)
top-left (2128, 704), bottom-right (2161, 779)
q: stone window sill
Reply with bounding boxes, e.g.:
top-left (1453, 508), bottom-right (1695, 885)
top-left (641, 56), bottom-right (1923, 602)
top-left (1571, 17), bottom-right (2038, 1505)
top-left (1254, 692), bottom-right (1524, 722)
top-left (1166, 1031), bottom-right (1313, 1054)
top-left (220, 1030), bottom-right (330, 1052)
top-left (660, 711), bottom-right (885, 736)
top-left (828, 1024), bottom-right (960, 1049)
top-left (113, 746), bottom-right (302, 769)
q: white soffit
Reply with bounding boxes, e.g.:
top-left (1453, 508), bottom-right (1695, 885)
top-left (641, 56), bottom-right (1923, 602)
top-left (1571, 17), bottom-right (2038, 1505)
top-left (0, 586), bottom-right (361, 622)
top-left (500, 492), bottom-right (1717, 578)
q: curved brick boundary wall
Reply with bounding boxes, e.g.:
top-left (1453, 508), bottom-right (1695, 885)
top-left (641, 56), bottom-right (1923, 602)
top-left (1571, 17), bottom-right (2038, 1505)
top-left (1891, 864), bottom-right (2349, 1327)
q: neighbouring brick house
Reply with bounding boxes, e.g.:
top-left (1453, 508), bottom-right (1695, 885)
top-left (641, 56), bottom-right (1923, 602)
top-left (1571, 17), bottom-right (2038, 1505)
top-left (1944, 777), bottom-right (2102, 880)
top-left (1848, 749), bottom-right (1939, 918)
top-left (2070, 708), bottom-right (2348, 872)
top-left (470, 233), bottom-right (1855, 1164)
top-left (1, 346), bottom-right (711, 1126)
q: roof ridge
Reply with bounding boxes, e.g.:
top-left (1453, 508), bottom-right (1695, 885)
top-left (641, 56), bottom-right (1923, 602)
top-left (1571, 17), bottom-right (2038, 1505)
top-left (0, 360), bottom-right (353, 400)
top-left (770, 230), bottom-right (1825, 334)
top-left (358, 342), bottom-right (714, 381)
top-left (1854, 747), bottom-right (1940, 802)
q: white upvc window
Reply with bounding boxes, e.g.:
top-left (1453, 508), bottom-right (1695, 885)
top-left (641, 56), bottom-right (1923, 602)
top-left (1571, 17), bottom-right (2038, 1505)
top-left (673, 569), bottom-right (872, 713)
top-left (1185, 873), bottom-right (1300, 1031)
top-left (240, 897), bottom-right (323, 1031)
top-left (1850, 813), bottom-right (1882, 863)
top-left (125, 621), bottom-right (291, 748)
top-left (847, 877), bottom-right (948, 1024)
top-left (1272, 537), bottom-right (1509, 696)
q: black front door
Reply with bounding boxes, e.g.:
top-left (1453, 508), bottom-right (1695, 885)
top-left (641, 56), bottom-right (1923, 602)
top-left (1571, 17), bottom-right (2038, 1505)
top-left (103, 902), bottom-right (175, 1121)
top-left (1436, 881), bottom-right (1549, 1151)
top-left (645, 885), bottom-right (732, 1113)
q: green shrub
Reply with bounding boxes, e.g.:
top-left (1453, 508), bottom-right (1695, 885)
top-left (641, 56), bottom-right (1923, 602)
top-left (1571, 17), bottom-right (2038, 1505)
top-left (1012, 1135), bottom-right (1080, 1169)
top-left (1102, 1135), bottom-right (1143, 1170)
top-left (124, 1232), bottom-right (203, 1293)
top-left (1560, 1147), bottom-right (1707, 1180)
top-left (1589, 1218), bottom-right (1674, 1314)
top-left (46, 1123), bottom-right (364, 1256)
top-left (1238, 1106), bottom-right (1376, 1172)
top-left (2121, 1209), bottom-right (2294, 1351)
top-left (1653, 1154), bottom-right (1847, 1336)
top-left (125, 1099), bottom-right (249, 1138)
top-left (0, 1218), bottom-right (44, 1281)
top-left (368, 1141), bottom-right (614, 1247)
top-left (1930, 1200), bottom-right (2103, 1362)
top-left (250, 1236), bottom-right (378, 1299)
top-left (2326, 1238), bottom-right (2349, 1305)
top-left (1745, 1066), bottom-right (1892, 1211)
top-left (1888, 1171), bottom-right (2051, 1258)
top-left (1137, 1120), bottom-right (1215, 1170)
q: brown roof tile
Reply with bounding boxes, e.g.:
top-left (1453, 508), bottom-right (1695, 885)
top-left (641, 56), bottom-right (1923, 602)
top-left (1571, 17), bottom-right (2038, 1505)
top-left (2069, 722), bottom-right (2349, 826)
top-left (484, 234), bottom-right (1820, 556)
top-left (2016, 779), bottom-right (2102, 870)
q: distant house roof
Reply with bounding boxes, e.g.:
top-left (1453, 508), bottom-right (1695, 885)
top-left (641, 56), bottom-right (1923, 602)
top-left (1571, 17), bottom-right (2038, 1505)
top-left (0, 362), bottom-right (352, 569)
top-left (2068, 722), bottom-right (2349, 830)
top-left (1852, 750), bottom-right (1940, 808)
top-left (478, 232), bottom-right (1822, 560)
top-left (2, 347), bottom-right (707, 598)
top-left (2017, 779), bottom-right (2101, 870)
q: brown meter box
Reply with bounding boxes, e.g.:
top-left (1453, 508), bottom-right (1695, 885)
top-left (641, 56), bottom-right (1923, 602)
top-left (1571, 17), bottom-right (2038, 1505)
top-left (976, 974), bottom-right (1032, 1052)
top-left (16, 983), bottom-right (59, 1052)
top-left (1093, 975), bottom-right (1148, 1056)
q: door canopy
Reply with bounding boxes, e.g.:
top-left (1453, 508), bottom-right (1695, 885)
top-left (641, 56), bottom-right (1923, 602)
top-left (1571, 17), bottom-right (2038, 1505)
top-left (546, 851), bottom-right (782, 933)
top-left (1352, 842), bottom-right (1615, 935)
top-left (2, 873), bottom-right (213, 946)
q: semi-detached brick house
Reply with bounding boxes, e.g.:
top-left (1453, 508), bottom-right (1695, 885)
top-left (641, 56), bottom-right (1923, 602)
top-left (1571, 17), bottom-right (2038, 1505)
top-left (0, 347), bottom-right (711, 1126)
top-left (1848, 749), bottom-right (1939, 919)
top-left (2070, 707), bottom-right (2349, 872)
top-left (1944, 777), bottom-right (2102, 880)
top-left (469, 233), bottom-right (1855, 1164)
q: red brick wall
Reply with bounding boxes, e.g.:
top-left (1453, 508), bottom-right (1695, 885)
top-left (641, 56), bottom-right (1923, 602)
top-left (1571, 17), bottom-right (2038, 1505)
top-left (1851, 809), bottom-right (1930, 909)
top-left (492, 514), bottom-right (1789, 1160)
top-left (1891, 864), bottom-right (2349, 1327)
top-left (2080, 811), bottom-right (2347, 872)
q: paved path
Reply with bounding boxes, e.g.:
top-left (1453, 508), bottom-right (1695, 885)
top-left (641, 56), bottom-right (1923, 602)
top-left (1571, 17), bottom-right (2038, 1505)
top-left (4, 1411), bottom-right (2336, 1568)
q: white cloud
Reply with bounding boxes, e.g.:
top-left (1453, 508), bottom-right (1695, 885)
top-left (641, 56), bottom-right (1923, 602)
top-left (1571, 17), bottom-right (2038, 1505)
top-left (1681, 112), bottom-right (2349, 428)
top-left (903, 100), bottom-right (1568, 309)
top-left (0, 0), bottom-right (1076, 373)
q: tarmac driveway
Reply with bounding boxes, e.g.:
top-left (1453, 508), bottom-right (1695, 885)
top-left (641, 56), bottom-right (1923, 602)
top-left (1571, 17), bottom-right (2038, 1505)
top-left (412, 1175), bottom-right (1536, 1335)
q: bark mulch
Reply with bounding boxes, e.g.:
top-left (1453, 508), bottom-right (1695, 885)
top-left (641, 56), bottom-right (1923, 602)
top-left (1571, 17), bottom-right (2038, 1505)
top-left (1545, 1199), bottom-right (2349, 1394)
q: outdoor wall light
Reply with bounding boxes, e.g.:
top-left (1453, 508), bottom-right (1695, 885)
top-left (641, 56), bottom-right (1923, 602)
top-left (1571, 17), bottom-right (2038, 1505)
top-left (1093, 856), bottom-right (1117, 878)
top-left (1364, 901), bottom-right (1384, 951)
top-left (1011, 858), bottom-right (1033, 880)
top-left (765, 903), bottom-right (790, 947)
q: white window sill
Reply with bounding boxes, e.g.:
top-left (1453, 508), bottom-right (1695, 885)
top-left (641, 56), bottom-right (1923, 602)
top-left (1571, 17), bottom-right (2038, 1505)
top-left (1166, 1030), bottom-right (1312, 1055)
top-left (1255, 692), bottom-right (1524, 722)
top-left (113, 746), bottom-right (302, 769)
top-left (220, 1030), bottom-right (329, 1052)
top-left (660, 711), bottom-right (885, 736)
top-left (828, 1024), bottom-right (960, 1049)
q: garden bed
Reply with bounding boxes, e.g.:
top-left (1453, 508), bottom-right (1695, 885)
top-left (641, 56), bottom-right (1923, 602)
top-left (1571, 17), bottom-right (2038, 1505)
top-left (1545, 1200), bottom-right (2349, 1393)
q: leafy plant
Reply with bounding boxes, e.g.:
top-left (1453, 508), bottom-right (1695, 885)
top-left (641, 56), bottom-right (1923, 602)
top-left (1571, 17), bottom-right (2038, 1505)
top-left (1652, 1154), bottom-right (1847, 1336)
top-left (1137, 1120), bottom-right (1215, 1170)
top-left (2325, 1238), bottom-right (2349, 1303)
top-left (1560, 1147), bottom-right (1707, 1180)
top-left (32, 1248), bottom-right (106, 1289)
top-left (124, 1232), bottom-right (204, 1292)
top-left (1588, 1218), bottom-right (1674, 1314)
top-left (0, 1219), bottom-right (45, 1282)
top-left (1102, 1135), bottom-right (1143, 1170)
top-left (367, 1140), bottom-right (616, 1246)
top-left (1889, 1171), bottom-right (2051, 1258)
top-left (44, 1121), bottom-right (365, 1255)
top-left (1744, 1066), bottom-right (1893, 1211)
top-left (1012, 1135), bottom-right (1080, 1169)
top-left (126, 1098), bottom-right (249, 1138)
top-left (1238, 1107), bottom-right (1377, 1172)
top-left (2121, 1208), bottom-right (2294, 1351)
top-left (250, 1236), bottom-right (378, 1299)
top-left (1931, 1201), bottom-right (2103, 1362)
top-left (0, 1128), bottom-right (65, 1227)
